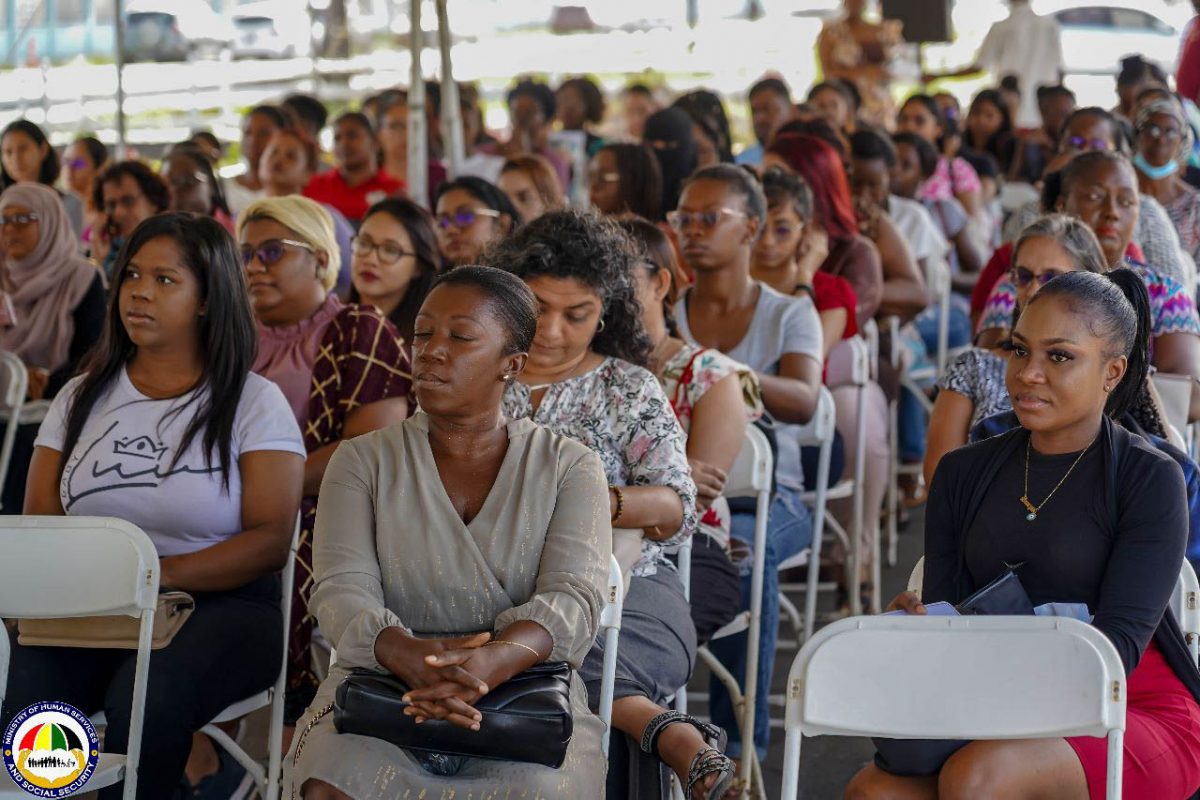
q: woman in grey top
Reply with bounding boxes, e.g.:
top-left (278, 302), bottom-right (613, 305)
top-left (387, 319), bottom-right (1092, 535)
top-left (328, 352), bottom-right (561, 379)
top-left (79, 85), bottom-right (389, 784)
top-left (287, 266), bottom-right (611, 799)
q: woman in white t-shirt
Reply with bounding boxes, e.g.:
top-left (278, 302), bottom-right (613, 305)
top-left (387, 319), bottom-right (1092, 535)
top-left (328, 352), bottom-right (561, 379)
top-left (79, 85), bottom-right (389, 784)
top-left (2, 213), bottom-right (306, 800)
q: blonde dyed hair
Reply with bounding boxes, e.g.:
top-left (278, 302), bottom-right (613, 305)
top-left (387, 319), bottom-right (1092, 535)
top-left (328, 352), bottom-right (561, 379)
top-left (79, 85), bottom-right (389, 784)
top-left (237, 195), bottom-right (341, 291)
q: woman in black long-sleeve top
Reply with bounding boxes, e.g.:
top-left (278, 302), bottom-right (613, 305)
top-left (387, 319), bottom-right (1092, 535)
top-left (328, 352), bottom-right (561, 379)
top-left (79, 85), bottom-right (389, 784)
top-left (847, 269), bottom-right (1200, 800)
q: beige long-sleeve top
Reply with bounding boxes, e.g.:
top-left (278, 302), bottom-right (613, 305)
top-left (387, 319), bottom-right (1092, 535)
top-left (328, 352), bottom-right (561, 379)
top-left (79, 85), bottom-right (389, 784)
top-left (309, 411), bottom-right (611, 671)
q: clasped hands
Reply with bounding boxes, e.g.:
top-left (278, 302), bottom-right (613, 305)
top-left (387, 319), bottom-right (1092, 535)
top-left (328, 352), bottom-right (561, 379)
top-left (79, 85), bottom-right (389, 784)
top-left (376, 628), bottom-right (513, 732)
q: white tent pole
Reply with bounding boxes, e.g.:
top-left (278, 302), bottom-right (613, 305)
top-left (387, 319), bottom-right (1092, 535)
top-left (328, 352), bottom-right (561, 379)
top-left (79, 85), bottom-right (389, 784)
top-left (435, 0), bottom-right (463, 178)
top-left (407, 0), bottom-right (429, 208)
top-left (114, 0), bottom-right (127, 159)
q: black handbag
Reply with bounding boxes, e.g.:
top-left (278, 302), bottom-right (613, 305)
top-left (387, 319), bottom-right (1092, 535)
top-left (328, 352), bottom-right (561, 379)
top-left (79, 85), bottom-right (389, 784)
top-left (333, 662), bottom-right (574, 769)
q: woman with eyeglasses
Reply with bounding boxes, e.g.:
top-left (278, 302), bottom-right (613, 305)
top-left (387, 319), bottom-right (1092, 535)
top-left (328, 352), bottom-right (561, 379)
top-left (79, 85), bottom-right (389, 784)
top-left (588, 143), bottom-right (664, 222)
top-left (349, 197), bottom-right (444, 345)
top-left (162, 143), bottom-right (234, 232)
top-left (259, 127), bottom-right (355, 299)
top-left (90, 161), bottom-right (171, 281)
top-left (0, 183), bottom-right (106, 511)
top-left (303, 112), bottom-right (403, 227)
top-left (433, 176), bottom-right (520, 267)
top-left (1133, 96), bottom-right (1200, 271)
top-left (63, 136), bottom-right (108, 241)
top-left (238, 196), bottom-right (412, 731)
top-left (977, 152), bottom-right (1200, 420)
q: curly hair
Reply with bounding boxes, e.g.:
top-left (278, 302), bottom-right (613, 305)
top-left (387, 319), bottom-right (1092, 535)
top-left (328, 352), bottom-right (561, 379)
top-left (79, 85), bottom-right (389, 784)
top-left (483, 209), bottom-right (652, 366)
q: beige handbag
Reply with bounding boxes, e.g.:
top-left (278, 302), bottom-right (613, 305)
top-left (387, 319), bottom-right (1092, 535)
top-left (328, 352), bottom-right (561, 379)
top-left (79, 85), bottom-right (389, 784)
top-left (17, 591), bottom-right (195, 651)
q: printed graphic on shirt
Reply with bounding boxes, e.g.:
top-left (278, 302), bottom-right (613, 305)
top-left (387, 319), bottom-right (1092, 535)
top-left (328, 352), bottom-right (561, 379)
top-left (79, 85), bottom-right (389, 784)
top-left (62, 419), bottom-right (219, 508)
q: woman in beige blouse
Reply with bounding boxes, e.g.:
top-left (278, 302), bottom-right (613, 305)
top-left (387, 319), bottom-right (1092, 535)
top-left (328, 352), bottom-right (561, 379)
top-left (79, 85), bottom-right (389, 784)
top-left (286, 266), bottom-right (611, 798)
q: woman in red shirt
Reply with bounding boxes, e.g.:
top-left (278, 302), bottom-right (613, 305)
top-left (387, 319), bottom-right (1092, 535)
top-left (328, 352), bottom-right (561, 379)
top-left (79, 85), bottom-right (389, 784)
top-left (304, 112), bottom-right (403, 225)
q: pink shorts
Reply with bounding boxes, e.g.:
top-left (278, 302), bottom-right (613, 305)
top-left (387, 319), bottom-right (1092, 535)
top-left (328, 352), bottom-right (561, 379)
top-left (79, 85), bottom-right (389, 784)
top-left (1066, 640), bottom-right (1200, 800)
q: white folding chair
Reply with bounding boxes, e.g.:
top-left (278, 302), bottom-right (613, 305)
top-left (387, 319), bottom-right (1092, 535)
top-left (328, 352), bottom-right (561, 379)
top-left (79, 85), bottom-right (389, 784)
top-left (599, 555), bottom-right (625, 757)
top-left (679, 425), bottom-right (772, 798)
top-left (199, 517), bottom-right (302, 800)
top-left (0, 352), bottom-right (27, 512)
top-left (780, 615), bottom-right (1127, 800)
top-left (1176, 559), bottom-right (1200, 662)
top-left (0, 516), bottom-right (159, 800)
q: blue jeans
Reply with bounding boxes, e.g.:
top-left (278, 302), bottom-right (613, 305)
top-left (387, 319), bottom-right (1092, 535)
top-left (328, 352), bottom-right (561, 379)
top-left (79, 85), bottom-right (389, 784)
top-left (899, 304), bottom-right (972, 462)
top-left (708, 484), bottom-right (812, 760)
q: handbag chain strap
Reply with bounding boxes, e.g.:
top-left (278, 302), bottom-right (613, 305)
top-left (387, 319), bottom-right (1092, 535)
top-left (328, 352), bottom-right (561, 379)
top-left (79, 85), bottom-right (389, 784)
top-left (289, 701), bottom-right (335, 799)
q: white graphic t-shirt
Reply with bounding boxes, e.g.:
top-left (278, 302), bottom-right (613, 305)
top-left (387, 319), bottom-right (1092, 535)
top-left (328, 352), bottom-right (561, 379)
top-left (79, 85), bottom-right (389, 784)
top-left (35, 369), bottom-right (306, 557)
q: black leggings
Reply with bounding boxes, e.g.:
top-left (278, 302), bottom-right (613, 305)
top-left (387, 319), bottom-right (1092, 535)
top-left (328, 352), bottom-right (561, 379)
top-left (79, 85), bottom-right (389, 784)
top-left (2, 574), bottom-right (282, 800)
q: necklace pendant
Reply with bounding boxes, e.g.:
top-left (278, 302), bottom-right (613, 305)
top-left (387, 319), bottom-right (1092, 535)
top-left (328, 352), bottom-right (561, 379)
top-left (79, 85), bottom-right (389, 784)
top-left (1025, 511), bottom-right (1037, 522)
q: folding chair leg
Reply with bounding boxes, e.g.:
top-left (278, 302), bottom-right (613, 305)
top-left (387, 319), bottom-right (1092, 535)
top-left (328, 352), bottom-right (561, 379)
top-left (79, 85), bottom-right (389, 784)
top-left (201, 723), bottom-right (268, 794)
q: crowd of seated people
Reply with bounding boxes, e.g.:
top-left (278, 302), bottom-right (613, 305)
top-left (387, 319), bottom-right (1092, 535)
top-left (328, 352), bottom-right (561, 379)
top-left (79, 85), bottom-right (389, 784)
top-left (3, 26), bottom-right (1200, 800)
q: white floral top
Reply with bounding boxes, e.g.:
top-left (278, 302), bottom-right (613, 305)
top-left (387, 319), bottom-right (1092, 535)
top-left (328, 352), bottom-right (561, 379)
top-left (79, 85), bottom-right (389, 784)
top-left (503, 357), bottom-right (697, 577)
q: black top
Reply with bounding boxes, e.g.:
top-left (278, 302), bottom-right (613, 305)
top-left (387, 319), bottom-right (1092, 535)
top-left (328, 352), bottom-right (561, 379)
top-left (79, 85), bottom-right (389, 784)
top-left (44, 271), bottom-right (106, 400)
top-left (925, 417), bottom-right (1200, 702)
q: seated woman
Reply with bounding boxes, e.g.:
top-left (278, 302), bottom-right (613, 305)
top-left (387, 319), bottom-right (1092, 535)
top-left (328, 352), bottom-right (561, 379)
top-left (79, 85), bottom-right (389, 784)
top-left (622, 217), bottom-right (752, 643)
top-left (433, 176), bottom-right (520, 268)
top-left (259, 126), bottom-right (354, 298)
top-left (225, 104), bottom-right (285, 216)
top-left (285, 265), bottom-right (611, 798)
top-left (0, 120), bottom-right (83, 236)
top-left (0, 183), bottom-right (106, 511)
top-left (848, 268), bottom-right (1200, 800)
top-left (161, 142), bottom-right (235, 231)
top-left (978, 151), bottom-right (1200, 422)
top-left (63, 135), bottom-right (108, 241)
top-left (1133, 96), bottom-right (1200, 272)
top-left (488, 210), bottom-right (739, 798)
top-left (303, 112), bottom-right (403, 226)
top-left (498, 155), bottom-right (565, 224)
top-left (671, 165), bottom-right (821, 762)
top-left (238, 196), bottom-right (412, 721)
top-left (2, 213), bottom-right (306, 800)
top-left (588, 142), bottom-right (665, 222)
top-left (348, 197), bottom-right (444, 346)
top-left (895, 95), bottom-right (983, 220)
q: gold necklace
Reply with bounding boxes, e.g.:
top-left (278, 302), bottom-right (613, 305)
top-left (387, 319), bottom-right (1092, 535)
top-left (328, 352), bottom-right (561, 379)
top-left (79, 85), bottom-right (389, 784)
top-left (1019, 436), bottom-right (1096, 522)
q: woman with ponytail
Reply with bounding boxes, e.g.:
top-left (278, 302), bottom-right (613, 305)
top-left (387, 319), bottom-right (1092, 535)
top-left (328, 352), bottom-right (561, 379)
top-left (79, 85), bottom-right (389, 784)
top-left (851, 266), bottom-right (1200, 799)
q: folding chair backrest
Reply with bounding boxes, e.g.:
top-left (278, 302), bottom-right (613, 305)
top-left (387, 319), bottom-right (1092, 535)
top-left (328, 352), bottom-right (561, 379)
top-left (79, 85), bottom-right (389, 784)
top-left (0, 351), bottom-right (26, 412)
top-left (1152, 373), bottom-right (1191, 442)
top-left (793, 387), bottom-right (836, 451)
top-left (725, 423), bottom-right (772, 500)
top-left (0, 516), bottom-right (159, 618)
top-left (1176, 560), bottom-right (1200, 659)
top-left (786, 615), bottom-right (1125, 741)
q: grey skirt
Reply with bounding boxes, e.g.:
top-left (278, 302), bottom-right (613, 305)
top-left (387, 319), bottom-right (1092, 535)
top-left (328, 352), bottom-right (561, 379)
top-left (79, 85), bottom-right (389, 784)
top-left (579, 566), bottom-right (697, 707)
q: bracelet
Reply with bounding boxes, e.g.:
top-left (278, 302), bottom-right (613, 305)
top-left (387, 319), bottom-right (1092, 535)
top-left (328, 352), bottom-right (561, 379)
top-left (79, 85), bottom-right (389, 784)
top-left (610, 485), bottom-right (625, 524)
top-left (794, 283), bottom-right (815, 298)
top-left (486, 639), bottom-right (541, 659)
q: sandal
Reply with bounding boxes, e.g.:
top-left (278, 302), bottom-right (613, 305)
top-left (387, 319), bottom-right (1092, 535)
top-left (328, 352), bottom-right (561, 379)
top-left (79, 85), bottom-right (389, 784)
top-left (640, 710), bottom-right (738, 799)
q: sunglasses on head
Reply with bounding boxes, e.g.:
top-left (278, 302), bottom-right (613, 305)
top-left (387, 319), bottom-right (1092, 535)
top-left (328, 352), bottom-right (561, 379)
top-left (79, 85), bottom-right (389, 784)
top-left (240, 238), bottom-right (315, 268)
top-left (665, 208), bottom-right (747, 231)
top-left (1010, 266), bottom-right (1064, 289)
top-left (436, 208), bottom-right (501, 230)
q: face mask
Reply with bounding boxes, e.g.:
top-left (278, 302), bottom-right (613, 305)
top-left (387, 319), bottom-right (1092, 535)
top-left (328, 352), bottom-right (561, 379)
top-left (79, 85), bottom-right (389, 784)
top-left (1133, 151), bottom-right (1179, 180)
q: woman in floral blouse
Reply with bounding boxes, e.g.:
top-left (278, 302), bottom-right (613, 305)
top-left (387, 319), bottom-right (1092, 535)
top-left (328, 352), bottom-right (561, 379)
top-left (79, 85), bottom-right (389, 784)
top-left (489, 210), bottom-right (741, 799)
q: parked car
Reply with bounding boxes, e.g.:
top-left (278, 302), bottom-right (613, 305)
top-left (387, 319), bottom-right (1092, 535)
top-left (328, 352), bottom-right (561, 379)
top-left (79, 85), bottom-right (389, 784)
top-left (232, 3), bottom-right (311, 59)
top-left (123, 1), bottom-right (235, 62)
top-left (1037, 0), bottom-right (1188, 75)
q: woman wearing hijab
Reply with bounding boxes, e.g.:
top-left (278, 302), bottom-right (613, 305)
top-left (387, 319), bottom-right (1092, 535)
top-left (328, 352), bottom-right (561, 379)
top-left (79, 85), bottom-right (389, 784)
top-left (644, 108), bottom-right (699, 221)
top-left (0, 182), bottom-right (105, 510)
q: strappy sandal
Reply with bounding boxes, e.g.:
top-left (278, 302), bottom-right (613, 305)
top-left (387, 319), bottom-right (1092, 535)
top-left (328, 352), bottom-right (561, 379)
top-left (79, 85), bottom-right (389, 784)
top-left (640, 710), bottom-right (739, 799)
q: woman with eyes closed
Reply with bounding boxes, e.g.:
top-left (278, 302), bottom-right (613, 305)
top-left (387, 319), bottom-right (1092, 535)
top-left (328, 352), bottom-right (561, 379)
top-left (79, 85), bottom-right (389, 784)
top-left (3, 213), bottom-right (305, 800)
top-left (977, 151), bottom-right (1200, 423)
top-left (488, 210), bottom-right (741, 799)
top-left (349, 197), bottom-right (444, 346)
top-left (238, 196), bottom-right (412, 727)
top-left (433, 176), bottom-right (520, 268)
top-left (286, 266), bottom-right (610, 799)
top-left (849, 268), bottom-right (1200, 800)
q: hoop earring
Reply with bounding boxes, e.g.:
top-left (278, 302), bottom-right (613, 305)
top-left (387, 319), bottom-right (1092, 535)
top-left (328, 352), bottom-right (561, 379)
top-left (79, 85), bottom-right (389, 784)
top-left (597, 318), bottom-right (606, 333)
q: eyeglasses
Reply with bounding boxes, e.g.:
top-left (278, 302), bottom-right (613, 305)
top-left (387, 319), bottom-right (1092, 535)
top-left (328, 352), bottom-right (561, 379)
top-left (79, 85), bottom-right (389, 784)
top-left (65, 158), bottom-right (89, 170)
top-left (765, 222), bottom-right (801, 239)
top-left (164, 171), bottom-right (208, 190)
top-left (666, 208), bottom-right (747, 232)
top-left (102, 193), bottom-right (145, 215)
top-left (351, 235), bottom-right (416, 265)
top-left (587, 170), bottom-right (620, 186)
top-left (1010, 266), bottom-right (1064, 289)
top-left (436, 208), bottom-right (501, 230)
top-left (1062, 135), bottom-right (1112, 153)
top-left (0, 212), bottom-right (38, 228)
top-left (240, 238), bottom-right (315, 268)
top-left (1139, 123), bottom-right (1182, 142)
